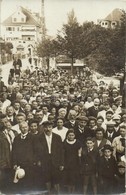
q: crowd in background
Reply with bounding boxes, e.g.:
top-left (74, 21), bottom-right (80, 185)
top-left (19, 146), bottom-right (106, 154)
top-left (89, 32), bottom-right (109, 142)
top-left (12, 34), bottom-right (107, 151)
top-left (0, 57), bottom-right (125, 195)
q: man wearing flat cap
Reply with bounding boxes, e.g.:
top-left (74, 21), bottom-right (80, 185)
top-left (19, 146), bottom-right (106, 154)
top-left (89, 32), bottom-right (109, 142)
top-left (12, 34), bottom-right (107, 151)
top-left (75, 116), bottom-right (94, 145)
top-left (104, 120), bottom-right (119, 143)
top-left (34, 121), bottom-right (64, 194)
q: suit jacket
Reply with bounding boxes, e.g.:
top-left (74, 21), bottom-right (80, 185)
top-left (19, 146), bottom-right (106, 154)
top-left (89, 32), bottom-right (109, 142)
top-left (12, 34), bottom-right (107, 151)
top-left (0, 132), bottom-right (11, 168)
top-left (34, 133), bottom-right (64, 169)
top-left (75, 126), bottom-right (95, 145)
top-left (64, 120), bottom-right (78, 131)
top-left (12, 133), bottom-right (35, 167)
top-left (98, 156), bottom-right (117, 179)
top-left (104, 131), bottom-right (119, 143)
top-left (93, 138), bottom-right (111, 152)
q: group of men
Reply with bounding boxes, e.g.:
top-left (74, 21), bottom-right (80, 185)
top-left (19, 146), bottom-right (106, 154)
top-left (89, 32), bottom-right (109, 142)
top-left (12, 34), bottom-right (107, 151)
top-left (0, 57), bottom-right (125, 195)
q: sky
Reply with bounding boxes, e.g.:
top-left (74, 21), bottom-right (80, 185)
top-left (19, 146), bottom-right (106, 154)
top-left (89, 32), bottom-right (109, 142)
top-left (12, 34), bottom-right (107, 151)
top-left (1, 0), bottom-right (125, 36)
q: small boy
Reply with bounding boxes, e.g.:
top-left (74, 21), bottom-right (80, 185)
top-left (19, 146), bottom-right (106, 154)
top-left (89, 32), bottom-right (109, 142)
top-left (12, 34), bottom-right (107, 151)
top-left (114, 161), bottom-right (125, 194)
top-left (98, 144), bottom-right (117, 194)
top-left (81, 137), bottom-right (97, 195)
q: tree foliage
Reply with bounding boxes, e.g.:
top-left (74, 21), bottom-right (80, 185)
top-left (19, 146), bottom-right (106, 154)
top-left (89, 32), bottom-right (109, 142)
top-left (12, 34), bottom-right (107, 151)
top-left (36, 9), bottom-right (125, 76)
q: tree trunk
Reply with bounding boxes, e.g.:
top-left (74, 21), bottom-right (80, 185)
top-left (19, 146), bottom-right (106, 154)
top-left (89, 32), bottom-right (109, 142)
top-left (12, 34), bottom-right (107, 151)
top-left (71, 56), bottom-right (74, 76)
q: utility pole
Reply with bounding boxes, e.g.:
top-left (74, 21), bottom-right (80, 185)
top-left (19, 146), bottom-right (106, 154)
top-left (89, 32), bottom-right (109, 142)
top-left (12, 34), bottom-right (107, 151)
top-left (0, 0), bottom-right (3, 75)
top-left (41, 0), bottom-right (46, 40)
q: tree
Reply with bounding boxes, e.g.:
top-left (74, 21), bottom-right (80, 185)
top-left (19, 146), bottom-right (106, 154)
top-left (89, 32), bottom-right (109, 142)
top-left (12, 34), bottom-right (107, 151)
top-left (56, 9), bottom-right (83, 75)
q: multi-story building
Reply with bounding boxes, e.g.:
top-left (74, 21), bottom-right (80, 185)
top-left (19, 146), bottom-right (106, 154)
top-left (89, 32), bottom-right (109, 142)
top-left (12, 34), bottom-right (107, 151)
top-left (97, 8), bottom-right (123, 29)
top-left (2, 6), bottom-right (42, 56)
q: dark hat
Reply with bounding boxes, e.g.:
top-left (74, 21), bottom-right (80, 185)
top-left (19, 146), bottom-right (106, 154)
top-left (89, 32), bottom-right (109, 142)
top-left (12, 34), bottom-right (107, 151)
top-left (77, 116), bottom-right (88, 122)
top-left (102, 144), bottom-right (113, 152)
top-left (42, 121), bottom-right (53, 127)
top-left (118, 161), bottom-right (125, 168)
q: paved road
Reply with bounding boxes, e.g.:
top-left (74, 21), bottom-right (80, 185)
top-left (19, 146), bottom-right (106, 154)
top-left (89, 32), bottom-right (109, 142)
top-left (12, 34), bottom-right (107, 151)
top-left (1, 58), bottom-right (120, 88)
top-left (1, 58), bottom-right (31, 86)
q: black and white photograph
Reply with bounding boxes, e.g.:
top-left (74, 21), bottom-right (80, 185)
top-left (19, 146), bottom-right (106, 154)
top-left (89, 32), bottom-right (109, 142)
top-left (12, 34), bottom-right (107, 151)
top-left (0, 0), bottom-right (125, 194)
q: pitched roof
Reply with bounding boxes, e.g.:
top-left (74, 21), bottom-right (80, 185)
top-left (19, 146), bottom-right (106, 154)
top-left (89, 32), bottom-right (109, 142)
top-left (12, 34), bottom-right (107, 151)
top-left (2, 6), bottom-right (41, 27)
top-left (104, 8), bottom-right (123, 21)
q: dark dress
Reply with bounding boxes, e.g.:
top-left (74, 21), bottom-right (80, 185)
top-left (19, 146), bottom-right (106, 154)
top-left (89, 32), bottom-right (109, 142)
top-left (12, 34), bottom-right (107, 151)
top-left (63, 139), bottom-right (81, 186)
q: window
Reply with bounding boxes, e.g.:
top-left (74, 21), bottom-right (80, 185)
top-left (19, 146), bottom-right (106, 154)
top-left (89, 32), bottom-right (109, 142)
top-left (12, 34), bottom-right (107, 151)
top-left (112, 23), bottom-right (116, 25)
top-left (102, 22), bottom-right (104, 25)
top-left (6, 27), bottom-right (12, 31)
top-left (105, 22), bottom-right (108, 25)
top-left (13, 18), bottom-right (16, 22)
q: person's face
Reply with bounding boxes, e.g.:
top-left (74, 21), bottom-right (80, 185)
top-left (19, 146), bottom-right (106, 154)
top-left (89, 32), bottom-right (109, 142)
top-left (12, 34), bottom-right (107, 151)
top-left (42, 107), bottom-right (48, 114)
top-left (51, 108), bottom-right (56, 115)
top-left (54, 100), bottom-right (60, 106)
top-left (27, 113), bottom-right (34, 121)
top-left (96, 131), bottom-right (103, 140)
top-left (107, 126), bottom-right (114, 133)
top-left (79, 120), bottom-right (87, 127)
top-left (16, 116), bottom-right (25, 124)
top-left (114, 119), bottom-right (121, 125)
top-left (36, 97), bottom-right (42, 104)
top-left (69, 113), bottom-right (76, 120)
top-left (86, 140), bottom-right (94, 149)
top-left (2, 118), bottom-right (9, 127)
top-left (14, 103), bottom-right (20, 110)
top-left (118, 167), bottom-right (125, 175)
top-left (30, 123), bottom-right (38, 133)
top-left (59, 111), bottom-right (66, 118)
top-left (89, 120), bottom-right (96, 128)
top-left (57, 119), bottom-right (63, 127)
top-left (35, 111), bottom-right (43, 122)
top-left (44, 125), bottom-right (52, 136)
top-left (119, 128), bottom-right (126, 137)
top-left (20, 101), bottom-right (27, 108)
top-left (104, 150), bottom-right (112, 158)
top-left (6, 107), bottom-right (14, 116)
top-left (20, 123), bottom-right (29, 134)
top-left (97, 119), bottom-right (103, 126)
top-left (25, 104), bottom-right (31, 113)
top-left (5, 121), bottom-right (12, 130)
top-left (106, 114), bottom-right (112, 121)
top-left (112, 104), bottom-right (117, 112)
top-left (67, 132), bottom-right (75, 141)
top-left (87, 97), bottom-right (92, 102)
top-left (32, 101), bottom-right (38, 109)
top-left (104, 104), bottom-right (110, 111)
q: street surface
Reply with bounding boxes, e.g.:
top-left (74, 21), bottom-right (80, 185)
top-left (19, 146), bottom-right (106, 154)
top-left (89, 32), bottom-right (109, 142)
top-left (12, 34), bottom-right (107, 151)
top-left (0, 58), bottom-right (120, 88)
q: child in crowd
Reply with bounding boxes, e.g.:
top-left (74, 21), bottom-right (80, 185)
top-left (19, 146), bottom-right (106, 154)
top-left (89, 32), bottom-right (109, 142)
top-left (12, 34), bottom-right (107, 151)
top-left (114, 161), bottom-right (125, 194)
top-left (81, 137), bottom-right (97, 195)
top-left (63, 129), bottom-right (82, 194)
top-left (98, 144), bottom-right (117, 194)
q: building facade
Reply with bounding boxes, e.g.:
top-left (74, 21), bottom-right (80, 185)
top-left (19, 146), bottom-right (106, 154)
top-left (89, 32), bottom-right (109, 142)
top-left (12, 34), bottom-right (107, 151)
top-left (98, 8), bottom-right (123, 29)
top-left (2, 6), bottom-right (42, 56)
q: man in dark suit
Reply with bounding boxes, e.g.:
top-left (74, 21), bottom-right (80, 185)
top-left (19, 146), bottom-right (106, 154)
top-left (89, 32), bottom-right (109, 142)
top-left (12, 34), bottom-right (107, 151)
top-left (12, 121), bottom-right (35, 192)
top-left (6, 106), bottom-right (17, 126)
top-left (64, 109), bottom-right (78, 131)
top-left (87, 98), bottom-right (100, 118)
top-left (74, 116), bottom-right (94, 146)
top-left (104, 121), bottom-right (119, 143)
top-left (35, 121), bottom-right (64, 194)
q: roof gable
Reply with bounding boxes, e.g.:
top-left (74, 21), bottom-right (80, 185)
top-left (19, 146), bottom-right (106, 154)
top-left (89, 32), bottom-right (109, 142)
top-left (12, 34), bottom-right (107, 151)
top-left (2, 6), bottom-right (41, 27)
top-left (105, 8), bottom-right (123, 21)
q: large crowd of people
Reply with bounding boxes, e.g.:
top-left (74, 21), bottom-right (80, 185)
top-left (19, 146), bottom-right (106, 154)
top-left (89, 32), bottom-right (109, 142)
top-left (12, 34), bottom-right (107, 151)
top-left (0, 56), bottom-right (125, 195)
